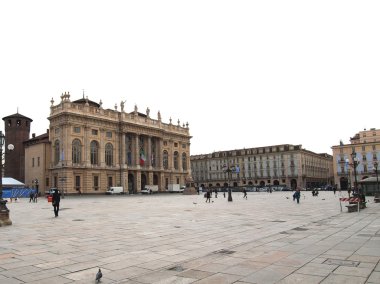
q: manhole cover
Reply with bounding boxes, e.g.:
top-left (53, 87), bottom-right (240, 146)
top-left (168, 265), bottom-right (185, 272)
top-left (324, 259), bottom-right (359, 267)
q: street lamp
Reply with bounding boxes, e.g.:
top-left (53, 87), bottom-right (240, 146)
top-left (351, 151), bottom-right (360, 194)
top-left (0, 130), bottom-right (15, 226)
top-left (345, 158), bottom-right (351, 193)
top-left (223, 164), bottom-right (236, 202)
top-left (374, 161), bottom-right (379, 193)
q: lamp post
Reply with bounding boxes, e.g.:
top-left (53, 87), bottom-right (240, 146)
top-left (374, 161), bottom-right (379, 193)
top-left (345, 158), bottom-right (351, 193)
top-left (0, 130), bottom-right (14, 226)
top-left (223, 164), bottom-right (235, 202)
top-left (351, 151), bottom-right (360, 194)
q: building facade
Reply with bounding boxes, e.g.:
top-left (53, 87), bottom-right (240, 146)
top-left (191, 144), bottom-right (333, 190)
top-left (331, 128), bottom-right (380, 191)
top-left (24, 132), bottom-right (50, 194)
top-left (45, 92), bottom-right (192, 195)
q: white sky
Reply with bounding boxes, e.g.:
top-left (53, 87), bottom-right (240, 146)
top-left (1, 1), bottom-right (379, 155)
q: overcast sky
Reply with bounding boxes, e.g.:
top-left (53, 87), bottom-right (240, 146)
top-left (1, 1), bottom-right (379, 155)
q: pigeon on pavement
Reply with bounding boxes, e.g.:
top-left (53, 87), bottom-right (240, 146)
top-left (96, 268), bottom-right (102, 282)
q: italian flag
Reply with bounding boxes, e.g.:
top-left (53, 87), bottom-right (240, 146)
top-left (140, 149), bottom-right (146, 166)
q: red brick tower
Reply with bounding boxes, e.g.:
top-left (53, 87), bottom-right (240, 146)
top-left (2, 113), bottom-right (32, 183)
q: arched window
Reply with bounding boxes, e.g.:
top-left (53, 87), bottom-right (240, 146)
top-left (90, 140), bottom-right (99, 165)
top-left (72, 139), bottom-right (81, 164)
top-left (163, 150), bottom-right (169, 169)
top-left (173, 151), bottom-right (179, 170)
top-left (182, 153), bottom-right (187, 170)
top-left (54, 140), bottom-right (60, 165)
top-left (105, 143), bottom-right (113, 166)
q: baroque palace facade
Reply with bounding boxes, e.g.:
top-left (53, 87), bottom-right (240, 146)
top-left (25, 92), bottom-right (192, 195)
top-left (191, 144), bottom-right (334, 190)
top-left (331, 128), bottom-right (380, 191)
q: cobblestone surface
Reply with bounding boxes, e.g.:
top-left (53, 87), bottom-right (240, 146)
top-left (0, 191), bottom-right (379, 283)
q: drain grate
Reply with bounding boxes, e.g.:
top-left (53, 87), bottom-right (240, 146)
top-left (168, 265), bottom-right (185, 272)
top-left (214, 249), bottom-right (235, 255)
top-left (292, 227), bottom-right (308, 231)
top-left (357, 234), bottom-right (374, 237)
top-left (324, 258), bottom-right (359, 267)
top-left (271, 220), bottom-right (286, 223)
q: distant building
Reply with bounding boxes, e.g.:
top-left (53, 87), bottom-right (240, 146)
top-left (191, 144), bottom-right (333, 190)
top-left (331, 128), bottom-right (380, 190)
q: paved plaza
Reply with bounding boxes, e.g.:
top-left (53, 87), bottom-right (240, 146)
top-left (0, 191), bottom-right (380, 284)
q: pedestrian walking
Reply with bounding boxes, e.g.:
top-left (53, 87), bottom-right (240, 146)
top-left (29, 190), bottom-right (34, 203)
top-left (243, 188), bottom-right (247, 199)
top-left (293, 189), bottom-right (301, 204)
top-left (52, 188), bottom-right (61, 217)
top-left (214, 188), bottom-right (218, 198)
top-left (333, 187), bottom-right (336, 195)
top-left (205, 189), bottom-right (211, 203)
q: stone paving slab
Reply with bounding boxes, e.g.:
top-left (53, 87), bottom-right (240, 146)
top-left (0, 191), bottom-right (379, 283)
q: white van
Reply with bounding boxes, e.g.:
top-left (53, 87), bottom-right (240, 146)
top-left (106, 187), bottom-right (124, 195)
top-left (141, 185), bottom-right (159, 194)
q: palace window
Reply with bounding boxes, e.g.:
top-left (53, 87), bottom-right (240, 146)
top-left (163, 150), bottom-right (169, 169)
top-left (182, 153), bottom-right (187, 170)
top-left (105, 143), bottom-right (113, 166)
top-left (174, 151), bottom-right (179, 170)
top-left (72, 139), bottom-right (82, 164)
top-left (54, 140), bottom-right (60, 165)
top-left (126, 135), bottom-right (133, 166)
top-left (93, 176), bottom-right (99, 191)
top-left (90, 140), bottom-right (99, 165)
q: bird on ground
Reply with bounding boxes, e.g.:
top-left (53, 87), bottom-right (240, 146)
top-left (193, 202), bottom-right (197, 204)
top-left (286, 197), bottom-right (289, 199)
top-left (95, 268), bottom-right (102, 283)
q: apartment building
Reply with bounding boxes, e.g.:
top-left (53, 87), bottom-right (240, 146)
top-left (191, 144), bottom-right (333, 190)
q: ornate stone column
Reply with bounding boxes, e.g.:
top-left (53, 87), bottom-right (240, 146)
top-left (121, 133), bottom-right (126, 165)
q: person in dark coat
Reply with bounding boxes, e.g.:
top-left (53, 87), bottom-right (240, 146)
top-left (205, 189), bottom-right (211, 203)
top-left (52, 189), bottom-right (61, 217)
top-left (293, 189), bottom-right (301, 204)
top-left (243, 188), bottom-right (247, 199)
